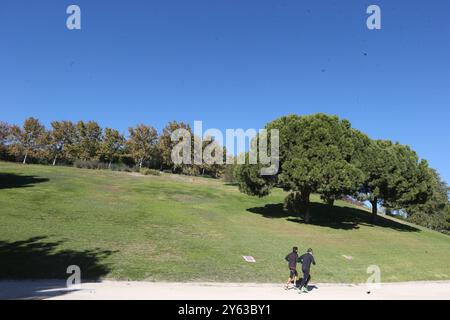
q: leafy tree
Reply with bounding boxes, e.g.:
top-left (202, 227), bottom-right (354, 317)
top-left (357, 138), bottom-right (433, 222)
top-left (0, 121), bottom-right (10, 146)
top-left (222, 162), bottom-right (237, 183)
top-left (405, 169), bottom-right (449, 232)
top-left (0, 121), bottom-right (11, 160)
top-left (126, 124), bottom-right (158, 168)
top-left (235, 114), bottom-right (364, 223)
top-left (10, 117), bottom-right (46, 164)
top-left (386, 143), bottom-right (432, 209)
top-left (100, 128), bottom-right (125, 168)
top-left (160, 124), bottom-right (226, 176)
top-left (352, 133), bottom-right (391, 222)
top-left (198, 136), bottom-right (226, 177)
top-left (158, 121), bottom-right (192, 171)
top-left (234, 155), bottom-right (277, 197)
top-left (74, 121), bottom-right (102, 161)
top-left (48, 121), bottom-right (76, 165)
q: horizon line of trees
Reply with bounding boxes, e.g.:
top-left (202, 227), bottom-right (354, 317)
top-left (0, 118), bottom-right (225, 178)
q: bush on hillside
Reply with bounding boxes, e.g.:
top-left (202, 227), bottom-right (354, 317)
top-left (140, 168), bottom-right (161, 176)
top-left (74, 160), bottom-right (106, 170)
top-left (74, 160), bottom-right (138, 172)
top-left (222, 164), bottom-right (237, 184)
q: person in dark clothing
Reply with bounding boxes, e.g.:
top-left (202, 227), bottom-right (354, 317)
top-left (284, 246), bottom-right (299, 289)
top-left (298, 248), bottom-right (316, 293)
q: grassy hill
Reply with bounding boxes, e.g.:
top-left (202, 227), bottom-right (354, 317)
top-left (0, 161), bottom-right (449, 283)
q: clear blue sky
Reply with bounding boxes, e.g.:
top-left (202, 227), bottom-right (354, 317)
top-left (1, 0), bottom-right (449, 182)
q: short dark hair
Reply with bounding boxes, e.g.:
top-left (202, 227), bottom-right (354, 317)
top-left (293, 246), bottom-right (298, 252)
top-left (307, 248), bottom-right (313, 253)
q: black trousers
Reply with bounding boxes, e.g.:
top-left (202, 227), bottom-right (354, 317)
top-left (299, 269), bottom-right (311, 288)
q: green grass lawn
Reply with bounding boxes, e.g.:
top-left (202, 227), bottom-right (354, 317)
top-left (1, 161), bottom-right (449, 283)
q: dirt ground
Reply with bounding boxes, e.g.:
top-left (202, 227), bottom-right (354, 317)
top-left (1, 280), bottom-right (449, 300)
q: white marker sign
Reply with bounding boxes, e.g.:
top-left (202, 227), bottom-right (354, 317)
top-left (243, 256), bottom-right (256, 263)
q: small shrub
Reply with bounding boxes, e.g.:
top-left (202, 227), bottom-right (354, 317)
top-left (222, 164), bottom-right (237, 184)
top-left (73, 160), bottom-right (108, 170)
top-left (140, 168), bottom-right (161, 176)
top-left (109, 163), bottom-right (133, 172)
top-left (97, 162), bottom-right (109, 170)
top-left (74, 160), bottom-right (94, 169)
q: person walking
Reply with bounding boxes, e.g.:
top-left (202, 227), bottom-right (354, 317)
top-left (298, 248), bottom-right (316, 293)
top-left (284, 246), bottom-right (299, 289)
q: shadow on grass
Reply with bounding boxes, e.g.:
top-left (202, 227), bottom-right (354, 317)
top-left (247, 202), bottom-right (419, 232)
top-left (0, 173), bottom-right (49, 189)
top-left (0, 236), bottom-right (115, 299)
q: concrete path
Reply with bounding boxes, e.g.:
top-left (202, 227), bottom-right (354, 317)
top-left (1, 280), bottom-right (449, 300)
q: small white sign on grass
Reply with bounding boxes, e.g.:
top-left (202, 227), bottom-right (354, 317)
top-left (243, 256), bottom-right (256, 263)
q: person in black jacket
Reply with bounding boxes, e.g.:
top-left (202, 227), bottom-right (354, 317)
top-left (284, 246), bottom-right (299, 289)
top-left (298, 248), bottom-right (316, 293)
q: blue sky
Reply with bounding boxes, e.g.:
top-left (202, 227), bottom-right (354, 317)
top-left (0, 0), bottom-right (449, 182)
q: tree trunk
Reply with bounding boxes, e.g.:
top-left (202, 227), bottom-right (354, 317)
top-left (139, 159), bottom-right (143, 169)
top-left (301, 190), bottom-right (311, 223)
top-left (371, 197), bottom-right (378, 224)
top-left (304, 205), bottom-right (311, 223)
top-left (53, 156), bottom-right (57, 166)
top-left (23, 151), bottom-right (28, 164)
top-left (108, 161), bottom-right (112, 169)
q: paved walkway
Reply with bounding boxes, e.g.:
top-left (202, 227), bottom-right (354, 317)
top-left (1, 280), bottom-right (449, 300)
